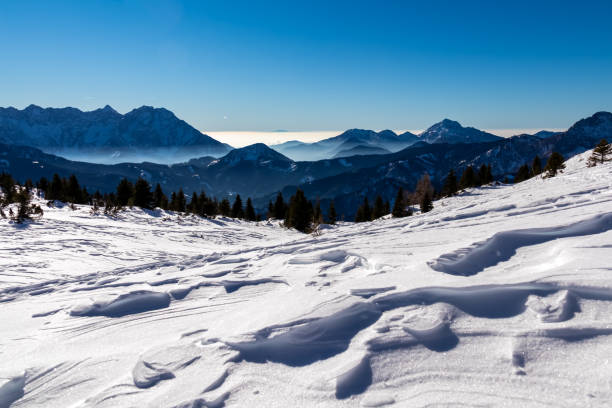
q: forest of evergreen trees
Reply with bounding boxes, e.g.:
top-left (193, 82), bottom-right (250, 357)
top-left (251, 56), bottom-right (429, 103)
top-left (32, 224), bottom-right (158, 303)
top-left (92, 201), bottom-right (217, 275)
top-left (1, 144), bottom-right (595, 229)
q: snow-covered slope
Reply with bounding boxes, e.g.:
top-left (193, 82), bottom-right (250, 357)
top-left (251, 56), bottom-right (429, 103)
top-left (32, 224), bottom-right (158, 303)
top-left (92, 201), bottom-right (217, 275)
top-left (1, 151), bottom-right (611, 407)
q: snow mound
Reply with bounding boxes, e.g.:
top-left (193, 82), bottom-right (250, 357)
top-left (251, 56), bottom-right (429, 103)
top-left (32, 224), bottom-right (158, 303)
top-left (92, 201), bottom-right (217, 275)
top-left (70, 290), bottom-right (171, 317)
top-left (0, 375), bottom-right (25, 408)
top-left (428, 212), bottom-right (612, 276)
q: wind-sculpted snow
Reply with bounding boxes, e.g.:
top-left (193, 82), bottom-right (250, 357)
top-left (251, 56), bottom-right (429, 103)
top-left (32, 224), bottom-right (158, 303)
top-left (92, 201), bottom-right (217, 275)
top-left (1, 152), bottom-right (611, 406)
top-left (428, 212), bottom-right (612, 276)
top-left (0, 375), bottom-right (25, 408)
top-left (335, 356), bottom-right (373, 399)
top-left (70, 290), bottom-right (172, 317)
top-left (228, 302), bottom-right (382, 366)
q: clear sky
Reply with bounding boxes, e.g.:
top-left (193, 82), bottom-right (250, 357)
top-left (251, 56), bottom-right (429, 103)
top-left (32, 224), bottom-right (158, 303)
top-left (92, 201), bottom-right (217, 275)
top-left (1, 0), bottom-right (611, 144)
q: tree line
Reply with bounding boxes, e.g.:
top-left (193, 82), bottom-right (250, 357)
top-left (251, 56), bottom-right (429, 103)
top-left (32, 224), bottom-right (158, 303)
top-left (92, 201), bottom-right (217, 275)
top-left (3, 140), bottom-right (607, 228)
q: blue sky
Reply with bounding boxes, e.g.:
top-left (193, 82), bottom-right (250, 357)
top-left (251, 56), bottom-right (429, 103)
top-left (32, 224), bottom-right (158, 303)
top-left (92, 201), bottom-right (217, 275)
top-left (1, 0), bottom-right (611, 141)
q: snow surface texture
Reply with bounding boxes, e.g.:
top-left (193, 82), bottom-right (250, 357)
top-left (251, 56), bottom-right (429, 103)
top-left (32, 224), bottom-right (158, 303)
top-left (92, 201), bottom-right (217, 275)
top-left (1, 150), bottom-right (612, 407)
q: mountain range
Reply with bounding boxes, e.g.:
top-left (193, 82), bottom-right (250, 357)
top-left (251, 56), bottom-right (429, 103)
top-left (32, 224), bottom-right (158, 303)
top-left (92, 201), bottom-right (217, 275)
top-left (0, 105), bottom-right (232, 164)
top-left (1, 109), bottom-right (610, 219)
top-left (271, 119), bottom-right (503, 161)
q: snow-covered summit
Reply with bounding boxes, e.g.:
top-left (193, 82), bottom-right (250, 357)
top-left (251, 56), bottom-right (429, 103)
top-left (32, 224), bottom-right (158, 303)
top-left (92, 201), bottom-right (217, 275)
top-left (419, 118), bottom-right (503, 144)
top-left (0, 104), bottom-right (232, 163)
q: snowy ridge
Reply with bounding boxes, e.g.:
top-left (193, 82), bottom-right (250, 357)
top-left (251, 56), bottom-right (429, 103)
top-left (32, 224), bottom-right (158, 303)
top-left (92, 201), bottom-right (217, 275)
top-left (1, 150), bottom-right (611, 407)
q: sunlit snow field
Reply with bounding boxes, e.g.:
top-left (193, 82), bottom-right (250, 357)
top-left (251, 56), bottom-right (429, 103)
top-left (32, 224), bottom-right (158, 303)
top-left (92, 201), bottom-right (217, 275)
top-left (1, 150), bottom-right (612, 407)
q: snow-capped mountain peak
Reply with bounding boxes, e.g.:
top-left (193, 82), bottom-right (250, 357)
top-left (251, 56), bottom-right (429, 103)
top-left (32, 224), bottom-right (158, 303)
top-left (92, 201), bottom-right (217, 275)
top-left (419, 118), bottom-right (503, 144)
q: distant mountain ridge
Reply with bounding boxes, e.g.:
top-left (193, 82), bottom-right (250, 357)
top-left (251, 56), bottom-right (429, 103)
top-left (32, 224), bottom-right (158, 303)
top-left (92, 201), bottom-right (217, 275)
top-left (0, 104), bottom-right (232, 164)
top-left (272, 119), bottom-right (503, 160)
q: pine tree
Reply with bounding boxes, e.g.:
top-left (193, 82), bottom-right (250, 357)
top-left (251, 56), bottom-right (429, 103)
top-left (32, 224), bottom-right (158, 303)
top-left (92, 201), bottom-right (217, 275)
top-left (116, 178), bottom-right (133, 207)
top-left (219, 198), bottom-right (231, 216)
top-left (153, 183), bottom-right (166, 209)
top-left (313, 200), bottom-right (322, 224)
top-left (245, 198), bottom-right (256, 221)
top-left (441, 169), bottom-right (458, 197)
top-left (587, 139), bottom-right (611, 166)
top-left (231, 194), bottom-right (244, 218)
top-left (0, 173), bottom-right (16, 204)
top-left (514, 164), bottom-right (531, 183)
top-left (392, 187), bottom-right (408, 218)
top-left (66, 174), bottom-right (83, 203)
top-left (37, 177), bottom-right (49, 198)
top-left (354, 196), bottom-right (372, 222)
top-left (477, 164), bottom-right (488, 186)
top-left (285, 189), bottom-right (312, 232)
top-left (328, 200), bottom-right (337, 225)
top-left (273, 192), bottom-right (286, 219)
top-left (14, 188), bottom-right (43, 223)
top-left (189, 191), bottom-right (199, 214)
top-left (532, 156), bottom-right (542, 175)
top-left (544, 152), bottom-right (565, 178)
top-left (486, 164), bottom-right (493, 183)
top-left (459, 166), bottom-right (475, 190)
top-left (48, 173), bottom-right (63, 201)
top-left (132, 178), bottom-right (153, 209)
top-left (267, 200), bottom-right (274, 218)
top-left (420, 191), bottom-right (433, 213)
top-left (176, 189), bottom-right (187, 212)
top-left (372, 195), bottom-right (385, 219)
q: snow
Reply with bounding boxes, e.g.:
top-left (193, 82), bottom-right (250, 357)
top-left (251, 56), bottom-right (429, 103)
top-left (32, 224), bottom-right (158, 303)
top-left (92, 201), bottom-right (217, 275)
top-left (1, 150), bottom-right (611, 407)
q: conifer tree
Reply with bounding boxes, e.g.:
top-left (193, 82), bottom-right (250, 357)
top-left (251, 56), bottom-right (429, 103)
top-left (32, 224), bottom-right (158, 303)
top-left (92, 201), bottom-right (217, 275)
top-left (116, 178), bottom-right (133, 207)
top-left (313, 200), bottom-right (322, 224)
top-left (384, 200), bottom-right (390, 215)
top-left (231, 194), bottom-right (244, 218)
top-left (328, 200), bottom-right (337, 225)
top-left (219, 198), bottom-right (231, 216)
top-left (273, 192), bottom-right (286, 219)
top-left (14, 188), bottom-right (43, 223)
top-left (285, 189), bottom-right (312, 232)
top-left (153, 183), bottom-right (166, 209)
top-left (48, 173), bottom-right (63, 201)
top-left (169, 192), bottom-right (177, 210)
top-left (176, 189), bottom-right (187, 212)
top-left (532, 156), bottom-right (542, 175)
top-left (37, 177), bottom-right (49, 198)
top-left (587, 139), bottom-right (611, 166)
top-left (514, 164), bottom-right (531, 183)
top-left (267, 201), bottom-right (274, 218)
top-left (486, 164), bottom-right (493, 183)
top-left (355, 196), bottom-right (372, 222)
top-left (245, 198), bottom-right (256, 221)
top-left (372, 195), bottom-right (386, 219)
top-left (543, 152), bottom-right (565, 177)
top-left (189, 191), bottom-right (199, 214)
top-left (477, 164), bottom-right (488, 186)
top-left (459, 166), bottom-right (475, 190)
top-left (0, 173), bottom-right (16, 204)
top-left (420, 190), bottom-right (433, 213)
top-left (441, 169), bottom-right (458, 197)
top-left (392, 187), bottom-right (408, 218)
top-left (132, 178), bottom-right (153, 209)
top-left (66, 174), bottom-right (82, 203)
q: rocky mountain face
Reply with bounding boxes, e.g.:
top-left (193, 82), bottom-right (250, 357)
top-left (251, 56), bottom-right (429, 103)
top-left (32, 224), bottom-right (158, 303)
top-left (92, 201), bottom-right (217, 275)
top-left (0, 105), bottom-right (232, 164)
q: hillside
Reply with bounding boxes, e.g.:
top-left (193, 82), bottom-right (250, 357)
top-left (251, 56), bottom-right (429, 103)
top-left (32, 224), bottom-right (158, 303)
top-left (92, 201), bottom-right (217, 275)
top-left (1, 151), bottom-right (611, 407)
